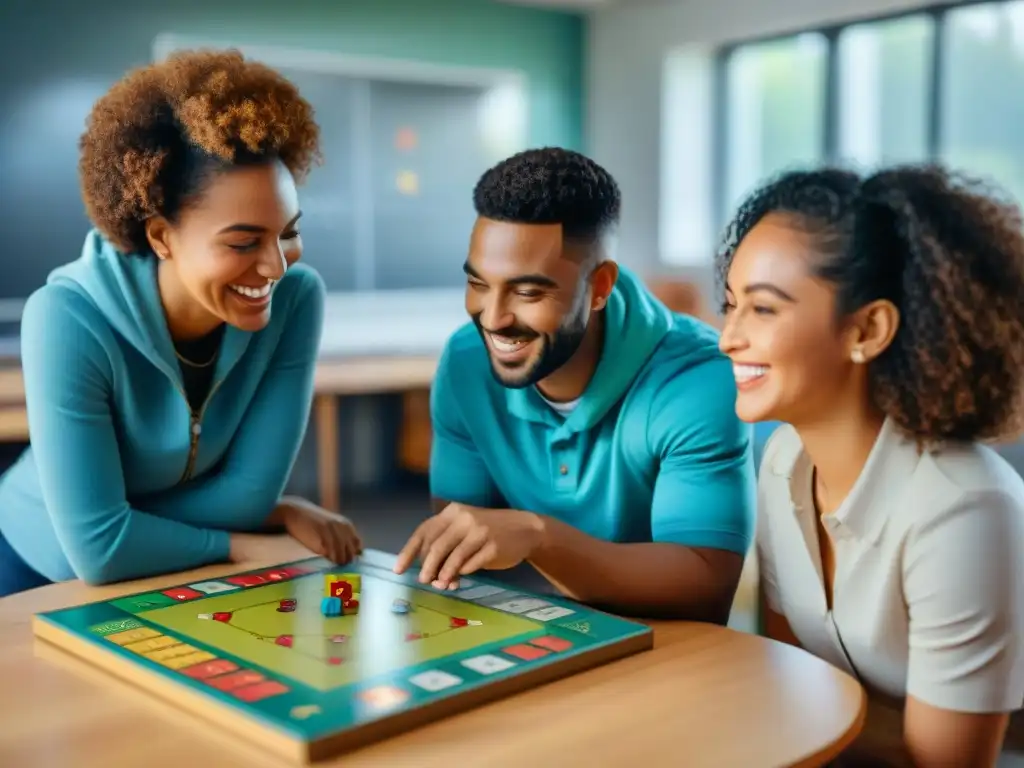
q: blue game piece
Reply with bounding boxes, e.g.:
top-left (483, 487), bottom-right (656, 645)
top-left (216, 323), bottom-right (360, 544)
top-left (321, 596), bottom-right (342, 616)
top-left (391, 598), bottom-right (411, 614)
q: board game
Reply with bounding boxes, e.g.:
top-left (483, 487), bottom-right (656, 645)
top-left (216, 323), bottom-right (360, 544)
top-left (32, 549), bottom-right (653, 762)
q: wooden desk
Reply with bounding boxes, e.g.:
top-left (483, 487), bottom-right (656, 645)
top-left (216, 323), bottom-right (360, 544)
top-left (0, 538), bottom-right (866, 767)
top-left (0, 356), bottom-right (440, 511)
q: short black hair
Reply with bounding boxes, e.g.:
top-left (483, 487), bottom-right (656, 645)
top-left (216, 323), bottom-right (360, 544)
top-left (472, 147), bottom-right (620, 243)
top-left (716, 164), bottom-right (1024, 445)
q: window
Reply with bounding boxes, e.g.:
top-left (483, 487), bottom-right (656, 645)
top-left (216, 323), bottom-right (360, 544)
top-left (941, 1), bottom-right (1024, 204)
top-left (704, 0), bottom-right (1024, 251)
top-left (721, 33), bottom-right (828, 219)
top-left (836, 14), bottom-right (933, 169)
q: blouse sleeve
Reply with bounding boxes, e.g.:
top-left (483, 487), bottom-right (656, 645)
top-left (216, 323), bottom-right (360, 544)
top-left (904, 488), bottom-right (1024, 712)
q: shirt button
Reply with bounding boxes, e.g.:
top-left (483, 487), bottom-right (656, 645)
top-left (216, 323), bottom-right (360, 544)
top-left (559, 465), bottom-right (568, 475)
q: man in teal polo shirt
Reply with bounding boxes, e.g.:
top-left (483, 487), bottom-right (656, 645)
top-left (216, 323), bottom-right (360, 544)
top-left (394, 148), bottom-right (754, 622)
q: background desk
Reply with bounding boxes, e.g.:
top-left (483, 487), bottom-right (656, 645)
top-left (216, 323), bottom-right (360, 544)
top-left (0, 354), bottom-right (439, 512)
top-left (0, 537), bottom-right (866, 767)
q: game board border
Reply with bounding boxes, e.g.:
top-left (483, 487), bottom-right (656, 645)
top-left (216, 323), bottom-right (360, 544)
top-left (31, 552), bottom-right (654, 763)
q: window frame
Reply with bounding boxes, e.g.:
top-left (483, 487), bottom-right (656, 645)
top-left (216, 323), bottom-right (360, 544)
top-left (711, 0), bottom-right (1010, 231)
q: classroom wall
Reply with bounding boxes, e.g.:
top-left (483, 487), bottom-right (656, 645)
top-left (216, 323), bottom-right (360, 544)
top-left (0, 0), bottom-right (586, 304)
top-left (587, 0), bottom-right (933, 290)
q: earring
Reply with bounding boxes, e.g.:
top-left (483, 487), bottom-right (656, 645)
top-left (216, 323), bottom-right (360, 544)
top-left (851, 347), bottom-right (865, 364)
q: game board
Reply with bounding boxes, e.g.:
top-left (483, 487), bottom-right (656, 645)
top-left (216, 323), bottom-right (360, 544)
top-left (32, 549), bottom-right (653, 762)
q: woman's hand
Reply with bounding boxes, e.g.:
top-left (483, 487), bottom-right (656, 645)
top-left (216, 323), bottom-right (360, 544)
top-left (275, 496), bottom-right (363, 564)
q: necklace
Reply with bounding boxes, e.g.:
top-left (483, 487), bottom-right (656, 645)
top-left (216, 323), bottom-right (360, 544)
top-left (174, 347), bottom-right (218, 368)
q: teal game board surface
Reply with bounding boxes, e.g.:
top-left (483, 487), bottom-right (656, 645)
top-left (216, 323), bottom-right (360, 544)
top-left (32, 550), bottom-right (653, 762)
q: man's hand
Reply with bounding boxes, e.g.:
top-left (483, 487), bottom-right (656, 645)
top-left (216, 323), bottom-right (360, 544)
top-left (275, 496), bottom-right (363, 564)
top-left (393, 503), bottom-right (545, 589)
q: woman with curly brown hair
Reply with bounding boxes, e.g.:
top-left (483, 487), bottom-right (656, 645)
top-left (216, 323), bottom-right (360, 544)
top-left (717, 165), bottom-right (1024, 767)
top-left (0, 50), bottom-right (362, 597)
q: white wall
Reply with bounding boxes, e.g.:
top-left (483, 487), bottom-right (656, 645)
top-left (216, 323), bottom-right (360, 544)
top-left (588, 0), bottom-right (936, 289)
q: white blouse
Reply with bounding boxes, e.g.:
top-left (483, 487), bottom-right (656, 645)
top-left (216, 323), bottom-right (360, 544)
top-left (757, 418), bottom-right (1024, 716)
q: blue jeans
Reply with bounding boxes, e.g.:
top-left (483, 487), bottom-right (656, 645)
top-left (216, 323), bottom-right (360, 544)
top-left (0, 528), bottom-right (52, 598)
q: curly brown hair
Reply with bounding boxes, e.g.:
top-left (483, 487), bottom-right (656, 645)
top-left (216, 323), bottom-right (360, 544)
top-left (716, 164), bottom-right (1024, 446)
top-left (78, 48), bottom-right (321, 254)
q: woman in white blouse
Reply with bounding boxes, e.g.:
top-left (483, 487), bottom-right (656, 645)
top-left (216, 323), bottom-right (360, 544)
top-left (717, 164), bottom-right (1024, 767)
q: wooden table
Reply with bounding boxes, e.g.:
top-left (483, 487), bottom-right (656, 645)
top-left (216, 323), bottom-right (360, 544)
top-left (0, 538), bottom-right (866, 767)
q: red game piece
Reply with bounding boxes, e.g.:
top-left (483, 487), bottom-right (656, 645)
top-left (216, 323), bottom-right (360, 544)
top-left (330, 581), bottom-right (353, 600)
top-left (327, 656), bottom-right (344, 665)
top-left (274, 634), bottom-right (293, 647)
top-left (450, 617), bottom-right (469, 628)
top-left (212, 612), bottom-right (232, 622)
top-left (276, 598), bottom-right (297, 613)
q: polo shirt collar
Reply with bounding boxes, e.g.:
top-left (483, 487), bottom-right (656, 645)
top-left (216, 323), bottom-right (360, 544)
top-left (771, 417), bottom-right (920, 545)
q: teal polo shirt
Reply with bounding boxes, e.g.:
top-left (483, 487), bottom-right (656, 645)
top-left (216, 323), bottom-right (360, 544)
top-left (428, 266), bottom-right (755, 555)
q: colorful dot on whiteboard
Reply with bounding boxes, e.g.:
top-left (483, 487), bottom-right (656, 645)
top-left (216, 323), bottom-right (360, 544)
top-left (395, 171), bottom-right (419, 196)
top-left (395, 127), bottom-right (418, 151)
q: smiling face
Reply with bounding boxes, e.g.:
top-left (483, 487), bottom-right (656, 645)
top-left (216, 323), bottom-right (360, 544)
top-left (145, 158), bottom-right (302, 338)
top-left (718, 212), bottom-right (859, 426)
top-left (464, 217), bottom-right (614, 390)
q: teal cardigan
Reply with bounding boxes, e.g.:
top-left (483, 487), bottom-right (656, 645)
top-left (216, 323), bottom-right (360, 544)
top-left (0, 230), bottom-right (325, 584)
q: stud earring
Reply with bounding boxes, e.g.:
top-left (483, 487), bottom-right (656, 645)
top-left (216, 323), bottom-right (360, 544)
top-left (851, 347), bottom-right (865, 364)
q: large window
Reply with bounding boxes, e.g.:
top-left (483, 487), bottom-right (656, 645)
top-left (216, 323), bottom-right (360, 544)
top-left (714, 0), bottom-right (1024, 232)
top-left (722, 33), bottom-right (828, 218)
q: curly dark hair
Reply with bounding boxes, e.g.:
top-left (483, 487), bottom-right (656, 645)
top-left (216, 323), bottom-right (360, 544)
top-left (472, 147), bottom-right (620, 244)
top-left (78, 48), bottom-right (321, 254)
top-left (716, 164), bottom-right (1024, 445)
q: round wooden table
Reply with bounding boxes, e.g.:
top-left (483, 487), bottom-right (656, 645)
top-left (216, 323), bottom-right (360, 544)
top-left (0, 537), bottom-right (865, 767)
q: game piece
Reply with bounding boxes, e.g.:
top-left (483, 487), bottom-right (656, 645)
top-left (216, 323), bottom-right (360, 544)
top-left (32, 549), bottom-right (652, 763)
top-left (324, 573), bottom-right (361, 600)
top-left (391, 598), bottom-right (411, 614)
top-left (320, 596), bottom-right (342, 617)
top-left (277, 599), bottom-right (297, 613)
top-left (328, 581), bottom-right (352, 600)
